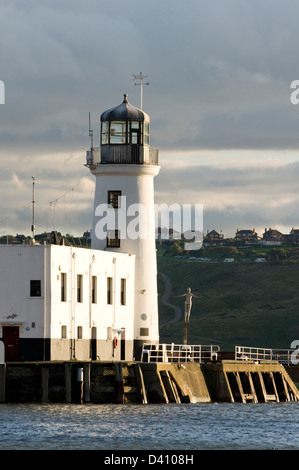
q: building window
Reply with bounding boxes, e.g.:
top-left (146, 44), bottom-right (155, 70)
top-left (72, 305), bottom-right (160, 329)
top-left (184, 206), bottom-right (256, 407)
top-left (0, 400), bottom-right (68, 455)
top-left (92, 276), bottom-right (97, 304)
top-left (107, 230), bottom-right (120, 248)
top-left (77, 326), bottom-right (83, 339)
top-left (61, 273), bottom-right (67, 302)
top-left (30, 280), bottom-right (41, 297)
top-left (108, 190), bottom-right (121, 208)
top-left (140, 328), bottom-right (149, 337)
top-left (101, 121), bottom-right (109, 144)
top-left (107, 277), bottom-right (113, 305)
top-left (110, 121), bottom-right (126, 144)
top-left (130, 121), bottom-right (141, 144)
top-left (120, 278), bottom-right (126, 306)
top-left (61, 325), bottom-right (67, 339)
top-left (144, 121), bottom-right (149, 145)
top-left (77, 274), bottom-right (83, 303)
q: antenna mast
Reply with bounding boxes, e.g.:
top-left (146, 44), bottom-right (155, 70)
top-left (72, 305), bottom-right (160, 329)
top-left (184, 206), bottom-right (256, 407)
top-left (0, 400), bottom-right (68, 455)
top-left (89, 112), bottom-right (93, 150)
top-left (85, 112), bottom-right (94, 167)
top-left (133, 72), bottom-right (149, 110)
top-left (31, 176), bottom-right (36, 243)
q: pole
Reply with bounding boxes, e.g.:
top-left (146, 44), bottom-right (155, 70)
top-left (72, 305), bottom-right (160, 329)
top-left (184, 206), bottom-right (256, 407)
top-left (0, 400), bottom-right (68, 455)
top-left (31, 176), bottom-right (35, 242)
top-left (140, 78), bottom-right (143, 110)
top-left (133, 73), bottom-right (149, 110)
top-left (183, 321), bottom-right (189, 345)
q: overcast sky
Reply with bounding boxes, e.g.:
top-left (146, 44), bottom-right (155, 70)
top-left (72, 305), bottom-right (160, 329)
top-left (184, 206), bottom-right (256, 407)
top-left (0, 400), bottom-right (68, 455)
top-left (1, 0), bottom-right (299, 238)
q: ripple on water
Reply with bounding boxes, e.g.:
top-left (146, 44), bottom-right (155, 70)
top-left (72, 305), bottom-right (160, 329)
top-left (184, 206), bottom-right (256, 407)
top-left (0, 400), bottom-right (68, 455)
top-left (0, 402), bottom-right (298, 450)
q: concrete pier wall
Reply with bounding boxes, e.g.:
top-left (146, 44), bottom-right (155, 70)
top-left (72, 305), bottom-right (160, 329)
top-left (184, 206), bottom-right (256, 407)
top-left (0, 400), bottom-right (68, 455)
top-left (202, 361), bottom-right (299, 403)
top-left (0, 360), bottom-right (298, 404)
top-left (140, 362), bottom-right (211, 403)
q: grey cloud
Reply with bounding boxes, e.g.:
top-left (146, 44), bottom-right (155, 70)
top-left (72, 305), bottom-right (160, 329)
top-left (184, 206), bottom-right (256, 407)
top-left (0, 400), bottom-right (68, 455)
top-left (2, 0), bottom-right (299, 237)
top-left (155, 159), bottom-right (299, 237)
top-left (156, 161), bottom-right (299, 195)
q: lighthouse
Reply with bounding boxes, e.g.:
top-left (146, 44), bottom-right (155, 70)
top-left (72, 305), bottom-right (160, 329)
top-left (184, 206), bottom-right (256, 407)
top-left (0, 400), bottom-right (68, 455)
top-left (86, 94), bottom-right (160, 358)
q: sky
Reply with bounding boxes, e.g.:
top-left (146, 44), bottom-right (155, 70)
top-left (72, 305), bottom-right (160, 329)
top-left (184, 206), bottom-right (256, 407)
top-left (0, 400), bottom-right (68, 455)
top-left (1, 0), bottom-right (299, 239)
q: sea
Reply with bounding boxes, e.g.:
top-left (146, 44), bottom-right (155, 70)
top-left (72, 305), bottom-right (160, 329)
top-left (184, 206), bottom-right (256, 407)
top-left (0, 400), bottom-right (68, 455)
top-left (0, 402), bottom-right (298, 456)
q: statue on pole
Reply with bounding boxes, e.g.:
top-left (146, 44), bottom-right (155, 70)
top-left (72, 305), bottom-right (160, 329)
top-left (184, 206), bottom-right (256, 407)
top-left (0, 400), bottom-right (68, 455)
top-left (175, 288), bottom-right (200, 344)
top-left (176, 287), bottom-right (200, 322)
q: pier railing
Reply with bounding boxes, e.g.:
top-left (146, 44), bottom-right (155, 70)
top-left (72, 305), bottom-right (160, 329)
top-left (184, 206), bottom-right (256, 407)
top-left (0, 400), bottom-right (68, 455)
top-left (141, 344), bottom-right (297, 365)
top-left (141, 343), bottom-right (220, 363)
top-left (235, 346), bottom-right (296, 365)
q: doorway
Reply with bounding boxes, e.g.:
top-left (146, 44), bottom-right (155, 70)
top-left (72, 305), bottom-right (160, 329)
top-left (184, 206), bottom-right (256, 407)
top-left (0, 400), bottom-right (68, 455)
top-left (91, 327), bottom-right (97, 360)
top-left (2, 326), bottom-right (19, 362)
top-left (130, 126), bottom-right (141, 163)
top-left (121, 328), bottom-right (126, 361)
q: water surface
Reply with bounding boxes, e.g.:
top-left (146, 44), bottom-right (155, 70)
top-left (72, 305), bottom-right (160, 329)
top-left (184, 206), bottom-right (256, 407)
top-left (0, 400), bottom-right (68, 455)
top-left (0, 402), bottom-right (298, 450)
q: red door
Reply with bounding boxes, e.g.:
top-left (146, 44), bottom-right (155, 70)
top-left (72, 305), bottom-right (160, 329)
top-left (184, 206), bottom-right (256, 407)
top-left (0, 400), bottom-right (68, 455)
top-left (2, 326), bottom-right (19, 362)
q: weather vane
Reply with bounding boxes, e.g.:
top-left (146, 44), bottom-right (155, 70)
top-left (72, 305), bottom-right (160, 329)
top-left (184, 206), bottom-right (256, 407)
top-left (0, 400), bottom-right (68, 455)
top-left (133, 72), bottom-right (149, 110)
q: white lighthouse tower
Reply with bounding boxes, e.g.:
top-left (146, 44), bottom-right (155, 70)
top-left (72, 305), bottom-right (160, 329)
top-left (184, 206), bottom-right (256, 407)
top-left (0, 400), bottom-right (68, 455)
top-left (86, 94), bottom-right (160, 358)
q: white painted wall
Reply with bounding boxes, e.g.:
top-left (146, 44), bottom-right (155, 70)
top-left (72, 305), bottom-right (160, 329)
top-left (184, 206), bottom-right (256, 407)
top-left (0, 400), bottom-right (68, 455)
top-left (0, 244), bottom-right (135, 358)
top-left (91, 164), bottom-right (160, 345)
top-left (0, 244), bottom-right (47, 339)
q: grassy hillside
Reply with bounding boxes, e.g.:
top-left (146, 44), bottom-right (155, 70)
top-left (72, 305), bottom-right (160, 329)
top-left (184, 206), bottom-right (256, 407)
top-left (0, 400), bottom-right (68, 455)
top-left (157, 256), bottom-right (299, 351)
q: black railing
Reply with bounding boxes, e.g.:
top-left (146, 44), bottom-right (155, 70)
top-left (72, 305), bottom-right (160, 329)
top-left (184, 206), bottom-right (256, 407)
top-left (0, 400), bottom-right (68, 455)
top-left (99, 145), bottom-right (159, 165)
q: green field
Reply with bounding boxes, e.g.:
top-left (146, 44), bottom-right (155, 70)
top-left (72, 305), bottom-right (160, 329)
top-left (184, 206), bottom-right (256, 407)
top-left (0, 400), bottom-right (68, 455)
top-left (157, 256), bottom-right (299, 351)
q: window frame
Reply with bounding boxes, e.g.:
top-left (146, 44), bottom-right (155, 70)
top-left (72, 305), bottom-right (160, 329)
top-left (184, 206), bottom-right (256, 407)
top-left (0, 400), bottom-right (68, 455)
top-left (101, 120), bottom-right (148, 145)
top-left (61, 272), bottom-right (67, 302)
top-left (107, 230), bottom-right (120, 248)
top-left (120, 278), bottom-right (126, 306)
top-left (61, 325), bottom-right (67, 339)
top-left (109, 121), bottom-right (126, 144)
top-left (30, 280), bottom-right (41, 297)
top-left (92, 275), bottom-right (97, 304)
top-left (108, 190), bottom-right (121, 209)
top-left (77, 274), bottom-right (83, 303)
top-left (77, 326), bottom-right (83, 339)
top-left (107, 277), bottom-right (113, 305)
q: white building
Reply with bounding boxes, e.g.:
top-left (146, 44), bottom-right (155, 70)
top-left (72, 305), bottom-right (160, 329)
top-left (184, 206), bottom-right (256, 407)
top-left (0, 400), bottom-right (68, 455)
top-left (0, 94), bottom-right (160, 362)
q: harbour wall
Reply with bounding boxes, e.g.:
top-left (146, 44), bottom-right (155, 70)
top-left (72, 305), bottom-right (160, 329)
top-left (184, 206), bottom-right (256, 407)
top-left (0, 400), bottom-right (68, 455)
top-left (0, 360), bottom-right (298, 404)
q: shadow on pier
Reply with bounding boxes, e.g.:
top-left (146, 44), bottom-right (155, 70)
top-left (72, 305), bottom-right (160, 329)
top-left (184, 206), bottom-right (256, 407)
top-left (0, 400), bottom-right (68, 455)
top-left (0, 359), bottom-right (298, 404)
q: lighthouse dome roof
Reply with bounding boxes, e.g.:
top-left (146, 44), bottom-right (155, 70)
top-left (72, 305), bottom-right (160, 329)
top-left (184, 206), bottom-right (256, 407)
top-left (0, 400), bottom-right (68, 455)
top-left (101, 94), bottom-right (149, 122)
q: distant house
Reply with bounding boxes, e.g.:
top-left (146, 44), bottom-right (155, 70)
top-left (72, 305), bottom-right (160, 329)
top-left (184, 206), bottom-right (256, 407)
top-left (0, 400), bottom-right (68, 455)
top-left (203, 229), bottom-right (225, 246)
top-left (235, 228), bottom-right (258, 243)
top-left (288, 228), bottom-right (299, 244)
top-left (260, 228), bottom-right (283, 246)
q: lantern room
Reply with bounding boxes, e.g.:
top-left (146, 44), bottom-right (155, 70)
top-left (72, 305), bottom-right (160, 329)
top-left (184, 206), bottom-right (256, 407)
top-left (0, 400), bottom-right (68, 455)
top-left (101, 94), bottom-right (149, 145)
top-left (87, 94), bottom-right (158, 167)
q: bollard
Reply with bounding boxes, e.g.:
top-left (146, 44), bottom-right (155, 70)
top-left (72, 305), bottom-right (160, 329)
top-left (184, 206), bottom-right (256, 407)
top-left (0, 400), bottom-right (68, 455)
top-left (76, 367), bottom-right (84, 404)
top-left (0, 341), bottom-right (5, 402)
top-left (77, 367), bottom-right (84, 382)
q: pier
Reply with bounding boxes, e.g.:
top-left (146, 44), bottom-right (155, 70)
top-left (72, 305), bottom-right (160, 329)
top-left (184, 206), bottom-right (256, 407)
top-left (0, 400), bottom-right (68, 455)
top-left (0, 345), bottom-right (298, 404)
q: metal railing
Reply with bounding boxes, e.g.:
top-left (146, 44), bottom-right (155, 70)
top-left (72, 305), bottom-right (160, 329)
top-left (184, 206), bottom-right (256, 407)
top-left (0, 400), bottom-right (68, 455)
top-left (87, 146), bottom-right (159, 166)
top-left (148, 148), bottom-right (159, 165)
top-left (235, 346), bottom-right (297, 365)
top-left (141, 343), bottom-right (220, 363)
